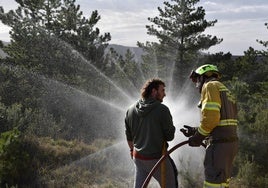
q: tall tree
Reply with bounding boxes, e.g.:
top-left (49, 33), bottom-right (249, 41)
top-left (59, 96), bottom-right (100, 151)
top-left (0, 0), bottom-right (111, 72)
top-left (138, 0), bottom-right (222, 95)
top-left (0, 0), bottom-right (115, 145)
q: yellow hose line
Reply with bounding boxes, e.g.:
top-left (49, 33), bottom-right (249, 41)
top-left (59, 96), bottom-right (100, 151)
top-left (161, 143), bottom-right (166, 188)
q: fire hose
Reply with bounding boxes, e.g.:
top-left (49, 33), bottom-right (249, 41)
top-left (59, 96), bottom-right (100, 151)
top-left (141, 140), bottom-right (206, 188)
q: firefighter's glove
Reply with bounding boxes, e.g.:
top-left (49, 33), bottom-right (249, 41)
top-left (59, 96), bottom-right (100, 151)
top-left (188, 131), bottom-right (206, 147)
top-left (180, 125), bottom-right (197, 137)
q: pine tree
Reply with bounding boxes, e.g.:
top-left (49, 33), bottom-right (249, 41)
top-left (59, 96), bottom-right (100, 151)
top-left (138, 0), bottom-right (222, 95)
top-left (0, 0), bottom-right (111, 72)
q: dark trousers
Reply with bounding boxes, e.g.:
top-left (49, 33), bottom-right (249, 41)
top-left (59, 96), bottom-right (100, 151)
top-left (203, 141), bottom-right (238, 187)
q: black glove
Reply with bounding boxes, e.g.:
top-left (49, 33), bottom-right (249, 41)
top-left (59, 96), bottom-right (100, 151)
top-left (188, 131), bottom-right (206, 147)
top-left (180, 125), bottom-right (198, 137)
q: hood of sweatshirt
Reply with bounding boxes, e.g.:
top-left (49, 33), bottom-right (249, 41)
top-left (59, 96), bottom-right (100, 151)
top-left (135, 98), bottom-right (161, 117)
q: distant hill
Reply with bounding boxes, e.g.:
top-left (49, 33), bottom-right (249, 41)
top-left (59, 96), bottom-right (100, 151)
top-left (1, 42), bottom-right (245, 62)
top-left (107, 44), bottom-right (144, 62)
top-left (0, 42), bottom-right (144, 61)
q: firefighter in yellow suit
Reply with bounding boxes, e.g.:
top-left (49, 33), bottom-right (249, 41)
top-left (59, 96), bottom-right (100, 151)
top-left (181, 64), bottom-right (238, 188)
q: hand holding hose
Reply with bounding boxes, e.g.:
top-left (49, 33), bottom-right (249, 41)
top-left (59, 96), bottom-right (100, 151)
top-left (180, 125), bottom-right (198, 137)
top-left (188, 131), bottom-right (206, 147)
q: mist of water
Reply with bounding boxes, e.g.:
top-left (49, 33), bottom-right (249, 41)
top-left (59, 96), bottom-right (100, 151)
top-left (165, 94), bottom-right (205, 184)
top-left (60, 39), bottom-right (140, 101)
top-left (3, 34), bottom-right (206, 186)
top-left (42, 76), bottom-right (127, 112)
top-left (54, 43), bottom-right (205, 186)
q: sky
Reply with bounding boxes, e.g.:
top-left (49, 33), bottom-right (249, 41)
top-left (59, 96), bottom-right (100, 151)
top-left (0, 0), bottom-right (268, 55)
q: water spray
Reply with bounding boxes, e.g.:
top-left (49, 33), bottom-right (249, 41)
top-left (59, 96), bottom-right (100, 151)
top-left (141, 140), bottom-right (206, 188)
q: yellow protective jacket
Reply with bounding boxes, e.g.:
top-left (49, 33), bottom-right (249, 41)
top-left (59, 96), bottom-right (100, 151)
top-left (198, 80), bottom-right (238, 139)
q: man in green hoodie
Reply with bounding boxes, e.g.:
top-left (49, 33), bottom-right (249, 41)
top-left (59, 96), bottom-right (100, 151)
top-left (125, 78), bottom-right (178, 188)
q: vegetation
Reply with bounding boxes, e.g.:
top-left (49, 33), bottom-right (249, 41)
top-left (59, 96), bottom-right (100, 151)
top-left (138, 0), bottom-right (222, 94)
top-left (0, 129), bottom-right (115, 187)
top-left (0, 0), bottom-right (267, 187)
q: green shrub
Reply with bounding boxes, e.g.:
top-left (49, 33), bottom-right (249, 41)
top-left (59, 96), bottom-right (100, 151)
top-left (0, 128), bottom-right (37, 187)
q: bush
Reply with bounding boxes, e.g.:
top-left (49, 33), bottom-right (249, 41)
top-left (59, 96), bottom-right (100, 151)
top-left (0, 128), bottom-right (38, 187)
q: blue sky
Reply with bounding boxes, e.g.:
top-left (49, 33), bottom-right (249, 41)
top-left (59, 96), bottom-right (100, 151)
top-left (0, 0), bottom-right (268, 55)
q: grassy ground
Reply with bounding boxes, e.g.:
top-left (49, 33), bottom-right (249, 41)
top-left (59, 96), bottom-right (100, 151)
top-left (8, 136), bottom-right (252, 187)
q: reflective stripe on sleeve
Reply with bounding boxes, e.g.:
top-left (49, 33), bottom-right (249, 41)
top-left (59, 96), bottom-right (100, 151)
top-left (219, 119), bottom-right (238, 126)
top-left (202, 102), bottom-right (221, 111)
top-left (198, 127), bottom-right (210, 136)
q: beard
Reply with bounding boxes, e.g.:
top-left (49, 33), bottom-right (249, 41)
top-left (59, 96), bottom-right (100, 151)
top-left (156, 93), bottom-right (163, 102)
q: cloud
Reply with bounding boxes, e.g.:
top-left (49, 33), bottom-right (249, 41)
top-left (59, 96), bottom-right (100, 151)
top-left (201, 1), bottom-right (268, 21)
top-left (203, 1), bottom-right (217, 6)
top-left (1, 0), bottom-right (267, 54)
top-left (96, 9), bottom-right (159, 46)
top-left (203, 18), bottom-right (268, 55)
top-left (0, 25), bottom-right (11, 42)
top-left (78, 0), bottom-right (162, 12)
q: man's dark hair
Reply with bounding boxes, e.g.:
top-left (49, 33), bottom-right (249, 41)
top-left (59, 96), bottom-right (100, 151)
top-left (141, 78), bottom-right (165, 99)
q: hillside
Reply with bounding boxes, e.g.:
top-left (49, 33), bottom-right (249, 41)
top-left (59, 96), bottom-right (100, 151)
top-left (0, 42), bottom-right (144, 61)
top-left (107, 44), bottom-right (144, 62)
top-left (1, 42), bottom-right (246, 62)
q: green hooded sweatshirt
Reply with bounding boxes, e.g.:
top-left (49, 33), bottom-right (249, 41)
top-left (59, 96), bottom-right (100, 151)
top-left (125, 98), bottom-right (175, 158)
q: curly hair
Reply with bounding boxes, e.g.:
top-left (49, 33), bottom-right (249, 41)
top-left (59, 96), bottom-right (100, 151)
top-left (141, 78), bottom-right (165, 99)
